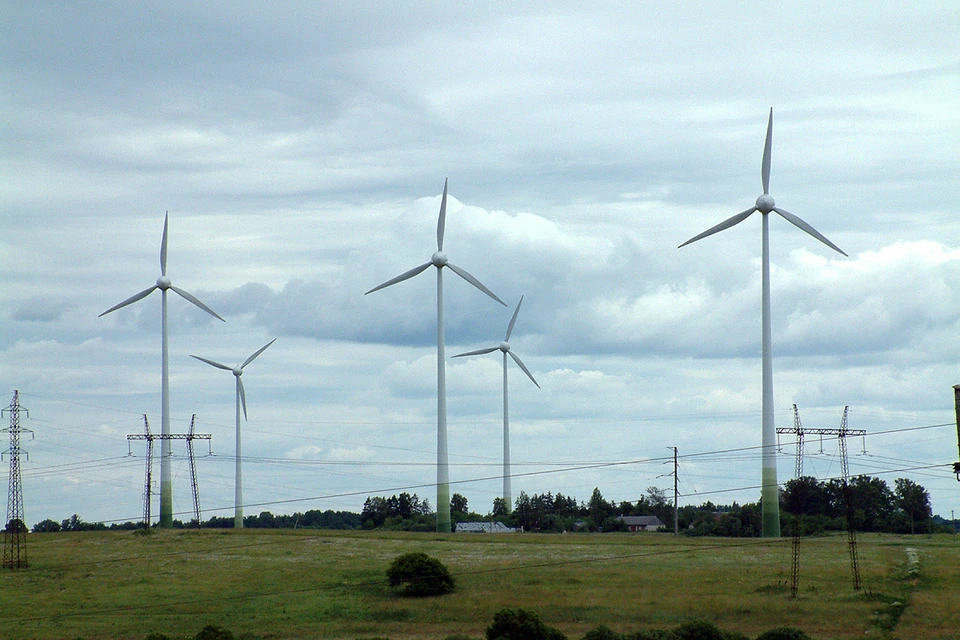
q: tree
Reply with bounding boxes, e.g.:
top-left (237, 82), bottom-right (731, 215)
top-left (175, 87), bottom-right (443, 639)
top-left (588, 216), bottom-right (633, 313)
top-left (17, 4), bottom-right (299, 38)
top-left (32, 518), bottom-right (61, 533)
top-left (451, 493), bottom-right (469, 518)
top-left (894, 478), bottom-right (932, 534)
top-left (492, 496), bottom-right (509, 517)
top-left (5, 518), bottom-right (26, 533)
top-left (587, 487), bottom-right (614, 530)
top-left (386, 552), bottom-right (455, 597)
top-left (781, 476), bottom-right (829, 517)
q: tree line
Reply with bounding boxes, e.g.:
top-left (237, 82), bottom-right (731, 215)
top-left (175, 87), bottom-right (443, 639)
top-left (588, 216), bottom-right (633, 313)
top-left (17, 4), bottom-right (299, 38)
top-left (22, 474), bottom-right (947, 536)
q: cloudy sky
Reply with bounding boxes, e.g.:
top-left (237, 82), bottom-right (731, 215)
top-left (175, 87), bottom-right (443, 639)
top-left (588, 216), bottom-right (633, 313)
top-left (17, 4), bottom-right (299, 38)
top-left (3, 2), bottom-right (959, 527)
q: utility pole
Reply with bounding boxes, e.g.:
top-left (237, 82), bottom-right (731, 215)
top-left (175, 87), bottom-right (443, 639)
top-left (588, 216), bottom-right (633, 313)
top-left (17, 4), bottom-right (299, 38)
top-left (953, 385), bottom-right (960, 481)
top-left (128, 415), bottom-right (211, 527)
top-left (3, 390), bottom-right (32, 569)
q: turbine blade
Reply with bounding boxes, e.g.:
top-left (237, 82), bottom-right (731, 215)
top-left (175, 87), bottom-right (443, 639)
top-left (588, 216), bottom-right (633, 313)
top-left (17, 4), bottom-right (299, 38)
top-left (437, 178), bottom-right (448, 251)
top-left (170, 286), bottom-right (226, 321)
top-left (504, 295), bottom-right (524, 341)
top-left (160, 212), bottom-right (169, 276)
top-left (678, 207), bottom-right (757, 248)
top-left (241, 338), bottom-right (277, 369)
top-left (452, 346), bottom-right (499, 358)
top-left (99, 285), bottom-right (157, 317)
top-left (509, 351), bottom-right (540, 389)
top-left (365, 262), bottom-right (432, 295)
top-left (446, 263), bottom-right (507, 306)
top-left (762, 108), bottom-right (773, 195)
top-left (238, 377), bottom-right (248, 421)
top-left (773, 207), bottom-right (848, 256)
top-left (190, 354), bottom-right (232, 371)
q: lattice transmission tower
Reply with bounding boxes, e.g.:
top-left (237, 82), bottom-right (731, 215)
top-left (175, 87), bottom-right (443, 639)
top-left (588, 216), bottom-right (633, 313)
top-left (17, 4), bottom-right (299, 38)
top-left (785, 404), bottom-right (806, 597)
top-left (777, 405), bottom-right (865, 593)
top-left (3, 390), bottom-right (32, 569)
top-left (127, 414), bottom-right (211, 527)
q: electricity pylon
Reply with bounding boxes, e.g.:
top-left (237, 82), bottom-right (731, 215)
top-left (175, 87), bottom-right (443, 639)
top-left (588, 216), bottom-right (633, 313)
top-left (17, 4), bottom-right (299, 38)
top-left (127, 414), bottom-right (211, 527)
top-left (3, 390), bottom-right (32, 569)
top-left (777, 405), bottom-right (864, 592)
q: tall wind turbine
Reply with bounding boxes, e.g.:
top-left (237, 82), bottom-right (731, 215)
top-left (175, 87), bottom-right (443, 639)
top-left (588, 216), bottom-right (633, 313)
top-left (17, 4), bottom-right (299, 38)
top-left (365, 179), bottom-right (506, 532)
top-left (453, 296), bottom-right (539, 512)
top-left (100, 212), bottom-right (225, 528)
top-left (191, 338), bottom-right (276, 529)
top-left (679, 109), bottom-right (846, 538)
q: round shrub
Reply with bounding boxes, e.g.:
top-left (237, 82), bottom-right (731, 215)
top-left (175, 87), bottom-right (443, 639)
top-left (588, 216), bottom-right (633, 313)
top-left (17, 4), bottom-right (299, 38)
top-left (195, 625), bottom-right (234, 640)
top-left (486, 608), bottom-right (566, 640)
top-left (672, 620), bottom-right (747, 640)
top-left (582, 626), bottom-right (623, 640)
top-left (386, 552), bottom-right (455, 597)
top-left (755, 629), bottom-right (812, 640)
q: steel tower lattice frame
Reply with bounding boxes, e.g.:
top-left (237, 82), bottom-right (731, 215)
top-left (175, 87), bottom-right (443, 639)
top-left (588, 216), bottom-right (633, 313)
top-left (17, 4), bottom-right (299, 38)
top-left (3, 390), bottom-right (32, 569)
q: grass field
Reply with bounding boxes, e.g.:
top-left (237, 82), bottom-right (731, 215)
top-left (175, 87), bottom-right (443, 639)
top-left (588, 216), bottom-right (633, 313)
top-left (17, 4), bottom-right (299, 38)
top-left (1, 529), bottom-right (957, 640)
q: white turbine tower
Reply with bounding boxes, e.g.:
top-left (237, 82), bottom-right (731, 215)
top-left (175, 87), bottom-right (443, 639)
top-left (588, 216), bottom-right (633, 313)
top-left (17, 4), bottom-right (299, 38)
top-left (679, 109), bottom-right (846, 538)
top-left (190, 338), bottom-right (276, 529)
top-left (365, 178), bottom-right (506, 533)
top-left (100, 212), bottom-right (224, 528)
top-left (453, 296), bottom-right (539, 512)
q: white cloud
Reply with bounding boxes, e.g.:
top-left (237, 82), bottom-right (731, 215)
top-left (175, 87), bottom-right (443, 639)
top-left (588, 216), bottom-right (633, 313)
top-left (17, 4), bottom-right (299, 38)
top-left (2, 2), bottom-right (958, 526)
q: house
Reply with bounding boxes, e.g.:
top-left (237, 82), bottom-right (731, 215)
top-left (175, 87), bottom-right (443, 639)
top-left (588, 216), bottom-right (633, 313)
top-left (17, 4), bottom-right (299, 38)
top-left (618, 515), bottom-right (666, 532)
top-left (454, 521), bottom-right (517, 533)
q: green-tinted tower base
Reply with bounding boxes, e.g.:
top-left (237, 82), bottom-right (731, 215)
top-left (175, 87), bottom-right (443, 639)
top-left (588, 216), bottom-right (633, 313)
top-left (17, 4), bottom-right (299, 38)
top-left (436, 483), bottom-right (451, 533)
top-left (761, 466), bottom-right (780, 537)
top-left (160, 480), bottom-right (173, 528)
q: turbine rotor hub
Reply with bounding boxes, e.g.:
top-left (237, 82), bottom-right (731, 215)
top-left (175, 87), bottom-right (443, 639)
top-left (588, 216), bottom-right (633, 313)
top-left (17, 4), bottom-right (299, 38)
top-left (156, 275), bottom-right (172, 290)
top-left (431, 251), bottom-right (448, 267)
top-left (499, 341), bottom-right (511, 352)
top-left (232, 367), bottom-right (243, 377)
top-left (756, 194), bottom-right (775, 214)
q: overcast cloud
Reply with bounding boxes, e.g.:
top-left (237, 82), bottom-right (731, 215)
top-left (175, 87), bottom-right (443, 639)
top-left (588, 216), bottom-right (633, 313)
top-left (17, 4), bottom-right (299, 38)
top-left (2, 2), bottom-right (959, 526)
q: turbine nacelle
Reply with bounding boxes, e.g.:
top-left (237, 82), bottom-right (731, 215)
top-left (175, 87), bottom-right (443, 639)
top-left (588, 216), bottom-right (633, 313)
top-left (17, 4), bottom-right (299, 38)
top-left (431, 251), bottom-right (448, 267)
top-left (756, 194), bottom-right (775, 214)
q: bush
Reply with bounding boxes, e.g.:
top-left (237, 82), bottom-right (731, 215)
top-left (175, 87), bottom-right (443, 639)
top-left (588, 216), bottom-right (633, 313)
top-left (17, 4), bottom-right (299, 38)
top-left (386, 552), bottom-right (455, 597)
top-left (625, 632), bottom-right (674, 640)
top-left (195, 625), bottom-right (234, 640)
top-left (754, 629), bottom-right (812, 640)
top-left (583, 626), bottom-right (623, 640)
top-left (673, 620), bottom-right (747, 640)
top-left (486, 608), bottom-right (566, 640)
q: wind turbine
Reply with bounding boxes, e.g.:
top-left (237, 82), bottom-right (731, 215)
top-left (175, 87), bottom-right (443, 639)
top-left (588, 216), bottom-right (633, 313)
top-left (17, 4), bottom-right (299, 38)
top-left (365, 178), bottom-right (506, 533)
top-left (100, 212), bottom-right (224, 528)
top-left (453, 296), bottom-right (539, 513)
top-left (190, 338), bottom-right (276, 529)
top-left (679, 108), bottom-right (846, 538)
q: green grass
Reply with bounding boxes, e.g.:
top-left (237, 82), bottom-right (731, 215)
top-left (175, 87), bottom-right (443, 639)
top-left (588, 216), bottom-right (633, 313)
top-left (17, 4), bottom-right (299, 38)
top-left (1, 529), bottom-right (957, 640)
